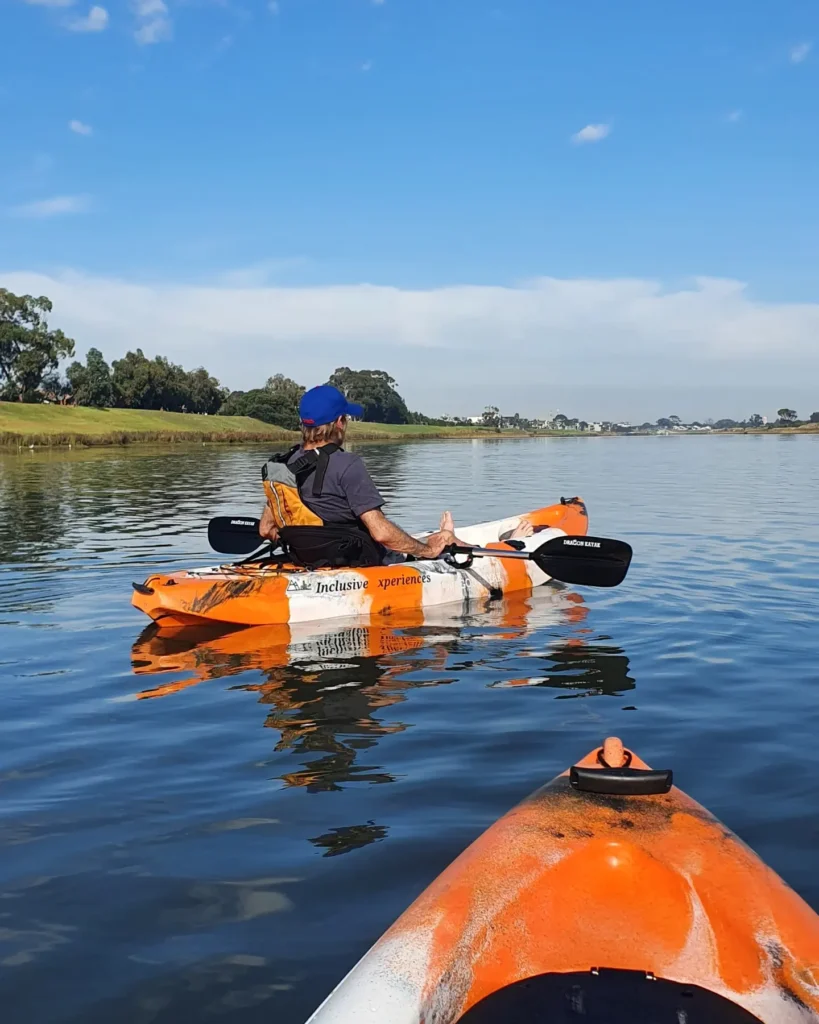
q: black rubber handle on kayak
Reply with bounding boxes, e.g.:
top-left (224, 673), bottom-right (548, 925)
top-left (569, 766), bottom-right (673, 796)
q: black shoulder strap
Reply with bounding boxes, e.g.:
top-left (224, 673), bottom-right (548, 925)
top-left (311, 443), bottom-right (340, 497)
top-left (279, 443), bottom-right (341, 496)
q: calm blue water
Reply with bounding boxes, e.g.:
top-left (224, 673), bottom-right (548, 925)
top-left (1, 435), bottom-right (818, 1022)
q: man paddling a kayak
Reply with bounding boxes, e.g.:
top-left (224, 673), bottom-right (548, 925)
top-left (258, 384), bottom-right (466, 565)
top-left (133, 499), bottom-right (610, 627)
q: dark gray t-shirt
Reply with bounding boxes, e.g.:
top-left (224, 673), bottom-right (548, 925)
top-left (288, 447), bottom-right (385, 524)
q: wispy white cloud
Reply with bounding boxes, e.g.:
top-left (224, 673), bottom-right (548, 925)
top-left (8, 195), bottom-right (92, 218)
top-left (69, 119), bottom-right (93, 135)
top-left (25, 0), bottom-right (76, 7)
top-left (371, 0), bottom-right (385, 5)
top-left (133, 0), bottom-right (165, 16)
top-left (268, 0), bottom-right (279, 12)
top-left (790, 41), bottom-right (812, 64)
top-left (66, 4), bottom-right (108, 31)
top-left (3, 268), bottom-right (818, 421)
top-left (132, 0), bottom-right (172, 44)
top-left (571, 123), bottom-right (610, 145)
top-left (135, 18), bottom-right (171, 43)
top-left (361, 59), bottom-right (373, 72)
top-left (726, 109), bottom-right (743, 123)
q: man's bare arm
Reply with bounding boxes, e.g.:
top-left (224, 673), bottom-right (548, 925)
top-left (360, 508), bottom-right (454, 559)
top-left (259, 503), bottom-right (279, 542)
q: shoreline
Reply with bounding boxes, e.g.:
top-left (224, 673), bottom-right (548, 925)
top-left (3, 426), bottom-right (817, 448)
top-left (0, 426), bottom-right (570, 448)
top-left (0, 402), bottom-right (576, 446)
top-left (0, 402), bottom-right (816, 448)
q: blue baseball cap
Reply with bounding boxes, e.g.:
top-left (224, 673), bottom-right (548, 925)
top-left (299, 384), bottom-right (364, 426)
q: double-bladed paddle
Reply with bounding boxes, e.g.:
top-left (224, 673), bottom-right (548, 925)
top-left (445, 535), bottom-right (632, 589)
top-left (206, 516), bottom-right (633, 589)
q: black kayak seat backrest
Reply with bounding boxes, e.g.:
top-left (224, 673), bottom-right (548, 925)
top-left (279, 525), bottom-right (384, 570)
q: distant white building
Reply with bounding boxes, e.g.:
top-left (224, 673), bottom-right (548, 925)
top-left (762, 416), bottom-right (768, 425)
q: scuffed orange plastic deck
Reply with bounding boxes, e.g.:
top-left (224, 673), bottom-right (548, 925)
top-left (307, 740), bottom-right (819, 1023)
top-left (362, 742), bottom-right (819, 1022)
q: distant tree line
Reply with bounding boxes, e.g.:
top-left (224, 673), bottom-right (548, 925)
top-left (544, 411), bottom-right (819, 431)
top-left (654, 410), bottom-right (819, 429)
top-left (3, 288), bottom-right (817, 429)
top-left (62, 347), bottom-right (227, 414)
top-left (0, 287), bottom-right (449, 429)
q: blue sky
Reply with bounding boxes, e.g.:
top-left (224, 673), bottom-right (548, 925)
top-left (2, 0), bottom-right (819, 420)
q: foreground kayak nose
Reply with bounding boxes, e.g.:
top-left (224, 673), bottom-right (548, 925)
top-left (306, 737), bottom-right (819, 1024)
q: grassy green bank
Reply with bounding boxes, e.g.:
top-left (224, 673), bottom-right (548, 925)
top-left (0, 403), bottom-right (294, 447)
top-left (0, 402), bottom-right (518, 447)
top-left (4, 403), bottom-right (815, 448)
top-left (348, 422), bottom-right (526, 440)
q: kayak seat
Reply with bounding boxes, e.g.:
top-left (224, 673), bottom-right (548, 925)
top-left (458, 968), bottom-right (764, 1022)
top-left (278, 525), bottom-right (385, 570)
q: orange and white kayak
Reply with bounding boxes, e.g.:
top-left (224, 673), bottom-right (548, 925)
top-left (307, 738), bottom-right (819, 1024)
top-left (131, 499), bottom-right (589, 628)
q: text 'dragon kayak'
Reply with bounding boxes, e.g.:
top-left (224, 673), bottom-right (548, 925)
top-left (131, 499), bottom-right (589, 628)
top-left (307, 738), bottom-right (819, 1024)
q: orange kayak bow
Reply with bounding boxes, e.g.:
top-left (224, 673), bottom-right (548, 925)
top-left (307, 737), bottom-right (819, 1023)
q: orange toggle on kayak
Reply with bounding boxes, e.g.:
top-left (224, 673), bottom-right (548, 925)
top-left (306, 738), bottom-right (819, 1023)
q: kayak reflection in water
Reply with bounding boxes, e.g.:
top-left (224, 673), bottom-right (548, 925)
top-left (129, 591), bottom-right (635, 794)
